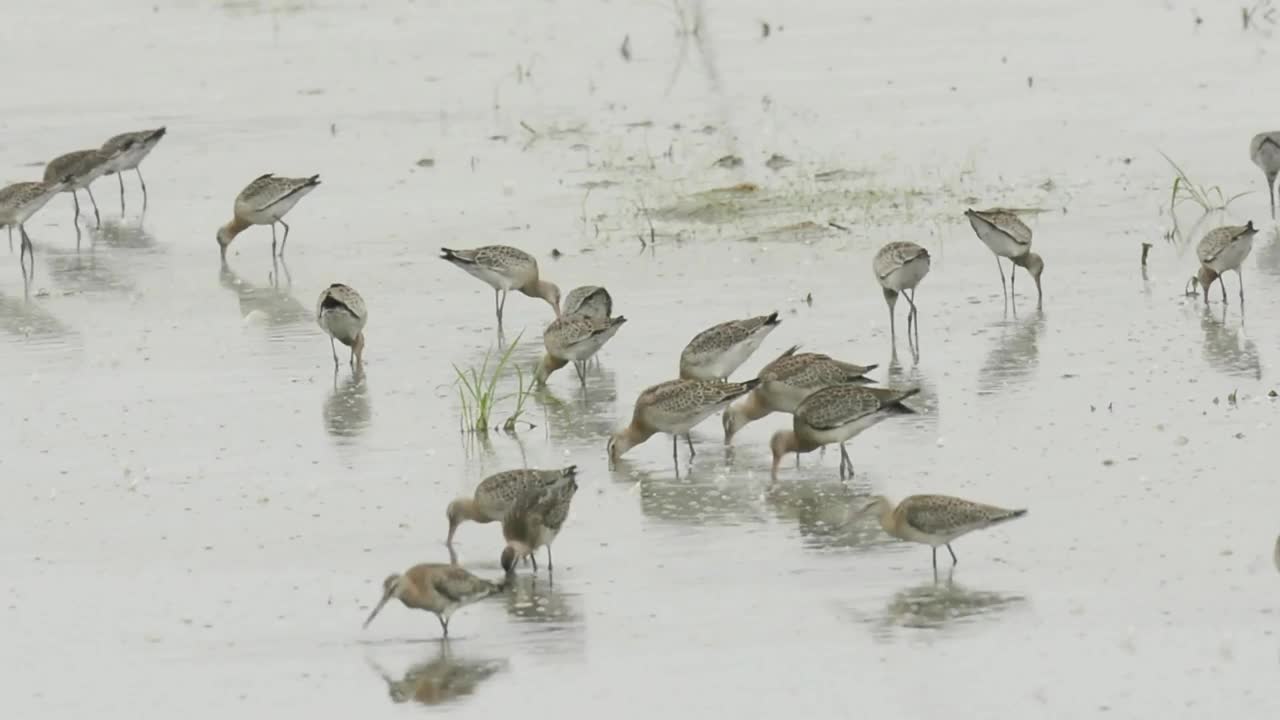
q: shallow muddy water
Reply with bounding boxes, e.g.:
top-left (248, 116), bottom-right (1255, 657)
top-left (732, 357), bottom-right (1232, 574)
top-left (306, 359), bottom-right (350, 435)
top-left (2, 1), bottom-right (1279, 718)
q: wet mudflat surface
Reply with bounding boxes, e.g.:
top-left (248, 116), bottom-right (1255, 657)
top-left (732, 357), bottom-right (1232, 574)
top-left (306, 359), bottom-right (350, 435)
top-left (2, 0), bottom-right (1279, 717)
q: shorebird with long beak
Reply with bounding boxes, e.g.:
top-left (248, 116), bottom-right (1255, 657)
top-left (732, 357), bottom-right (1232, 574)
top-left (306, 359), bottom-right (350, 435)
top-left (0, 177), bottom-right (72, 266)
top-left (722, 345), bottom-right (877, 444)
top-left (861, 494), bottom-right (1027, 572)
top-left (440, 245), bottom-right (561, 328)
top-left (872, 241), bottom-right (930, 346)
top-left (446, 466), bottom-right (576, 547)
top-left (500, 475), bottom-right (579, 575)
top-left (964, 208), bottom-right (1044, 305)
top-left (1250, 132), bottom-right (1280, 219)
top-left (100, 127), bottom-right (167, 213)
top-left (770, 384), bottom-right (918, 480)
top-left (316, 283), bottom-right (368, 371)
top-left (1188, 222), bottom-right (1258, 305)
top-left (679, 312), bottom-right (780, 381)
top-left (536, 314), bottom-right (627, 386)
top-left (609, 377), bottom-right (760, 467)
top-left (44, 145), bottom-right (130, 229)
top-left (562, 285), bottom-right (613, 320)
top-left (362, 563), bottom-right (505, 637)
top-left (216, 173), bottom-right (320, 259)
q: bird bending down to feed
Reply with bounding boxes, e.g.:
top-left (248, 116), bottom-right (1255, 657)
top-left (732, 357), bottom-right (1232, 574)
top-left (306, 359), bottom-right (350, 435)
top-left (446, 466), bottom-right (577, 546)
top-left (216, 173), bottom-right (320, 259)
top-left (500, 475), bottom-right (579, 574)
top-left (861, 494), bottom-right (1027, 572)
top-left (1249, 132), bottom-right (1280, 219)
top-left (562, 285), bottom-right (613, 321)
top-left (872, 241), bottom-right (931, 345)
top-left (0, 178), bottom-right (72, 266)
top-left (770, 384), bottom-right (918, 481)
top-left (43, 146), bottom-right (129, 230)
top-left (609, 378), bottom-right (760, 467)
top-left (439, 245), bottom-right (561, 327)
top-left (679, 312), bottom-right (780, 380)
top-left (722, 345), bottom-right (877, 444)
top-left (316, 283), bottom-right (368, 370)
top-left (964, 208), bottom-right (1044, 305)
top-left (100, 127), bottom-right (167, 213)
top-left (362, 563), bottom-right (506, 638)
top-left (536, 314), bottom-right (627, 386)
top-left (1188, 222), bottom-right (1257, 305)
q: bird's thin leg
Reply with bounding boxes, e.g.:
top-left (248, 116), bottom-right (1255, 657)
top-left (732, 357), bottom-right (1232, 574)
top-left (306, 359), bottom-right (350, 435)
top-left (931, 547), bottom-right (938, 572)
top-left (1010, 260), bottom-right (1017, 295)
top-left (1220, 274), bottom-right (1228, 304)
top-left (573, 360), bottom-right (586, 386)
top-left (498, 290), bottom-right (508, 326)
top-left (117, 172), bottom-right (126, 215)
top-left (136, 167), bottom-right (148, 211)
top-left (1238, 269), bottom-right (1245, 303)
top-left (672, 434), bottom-right (678, 465)
top-left (439, 616), bottom-right (449, 638)
top-left (995, 255), bottom-right (1007, 295)
top-left (278, 218), bottom-right (290, 256)
top-left (888, 300), bottom-right (896, 344)
top-left (530, 553), bottom-right (538, 573)
top-left (270, 222), bottom-right (278, 257)
top-left (329, 335), bottom-right (339, 367)
top-left (85, 184), bottom-right (101, 228)
top-left (685, 433), bottom-right (696, 459)
top-left (71, 190), bottom-right (81, 225)
top-left (7, 226), bottom-right (11, 252)
top-left (546, 546), bottom-right (553, 572)
top-left (947, 544), bottom-right (958, 566)
top-left (840, 443), bottom-right (852, 478)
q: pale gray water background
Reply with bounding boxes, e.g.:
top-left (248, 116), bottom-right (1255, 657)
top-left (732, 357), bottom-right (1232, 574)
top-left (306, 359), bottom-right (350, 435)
top-left (2, 0), bottom-right (1279, 717)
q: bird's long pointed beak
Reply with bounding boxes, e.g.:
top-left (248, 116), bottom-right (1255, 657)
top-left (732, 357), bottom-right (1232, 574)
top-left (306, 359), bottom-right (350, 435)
top-left (363, 588), bottom-right (393, 629)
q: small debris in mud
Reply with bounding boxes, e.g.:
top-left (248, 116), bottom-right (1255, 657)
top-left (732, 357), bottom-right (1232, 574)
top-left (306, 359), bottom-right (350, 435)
top-left (765, 153), bottom-right (793, 171)
top-left (804, 292), bottom-right (813, 306)
top-left (1141, 242), bottom-right (1152, 266)
top-left (1269, 389), bottom-right (1277, 398)
top-left (625, 120), bottom-right (653, 128)
top-left (415, 158), bottom-right (435, 168)
top-left (550, 249), bottom-right (562, 259)
top-left (697, 125), bottom-right (717, 135)
top-left (329, 123), bottom-right (337, 137)
top-left (1102, 459), bottom-right (1115, 467)
top-left (620, 35), bottom-right (631, 62)
top-left (578, 179), bottom-right (618, 190)
top-left (761, 21), bottom-right (771, 37)
top-left (1228, 389), bottom-right (1238, 406)
top-left (1027, 76), bottom-right (1034, 88)
top-left (1039, 178), bottom-right (1056, 191)
top-left (713, 155), bottom-right (744, 169)
top-left (1234, 432), bottom-right (1246, 440)
top-left (488, 135), bottom-right (507, 142)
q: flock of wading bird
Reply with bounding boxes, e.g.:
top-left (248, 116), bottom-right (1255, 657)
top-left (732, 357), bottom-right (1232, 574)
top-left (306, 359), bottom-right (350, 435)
top-left (5, 128), bottom-right (1278, 639)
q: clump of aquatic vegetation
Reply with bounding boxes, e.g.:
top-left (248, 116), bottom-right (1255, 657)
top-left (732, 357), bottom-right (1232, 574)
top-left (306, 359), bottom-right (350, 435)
top-left (1159, 151), bottom-right (1250, 215)
top-left (453, 333), bottom-right (536, 433)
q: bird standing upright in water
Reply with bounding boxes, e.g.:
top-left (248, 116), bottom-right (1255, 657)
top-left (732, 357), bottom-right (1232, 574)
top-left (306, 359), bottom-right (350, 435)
top-left (316, 283), bottom-right (367, 371)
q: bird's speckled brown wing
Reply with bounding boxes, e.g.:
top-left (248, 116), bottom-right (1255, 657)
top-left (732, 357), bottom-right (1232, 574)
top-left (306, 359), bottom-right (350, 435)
top-left (900, 494), bottom-right (1024, 536)
top-left (968, 209), bottom-right (1032, 246)
top-left (796, 385), bottom-right (916, 430)
top-left (872, 241), bottom-right (930, 279)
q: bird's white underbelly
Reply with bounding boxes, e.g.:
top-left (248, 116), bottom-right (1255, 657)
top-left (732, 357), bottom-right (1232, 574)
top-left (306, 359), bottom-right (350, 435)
top-left (461, 263), bottom-right (518, 291)
top-left (319, 308), bottom-right (365, 345)
top-left (1207, 237), bottom-right (1253, 273)
top-left (971, 221), bottom-right (1029, 260)
top-left (805, 409), bottom-right (894, 446)
top-left (881, 255), bottom-right (931, 292)
top-left (241, 185), bottom-right (316, 225)
top-left (561, 328), bottom-right (619, 361)
top-left (687, 334), bottom-right (767, 379)
top-left (761, 381), bottom-right (816, 413)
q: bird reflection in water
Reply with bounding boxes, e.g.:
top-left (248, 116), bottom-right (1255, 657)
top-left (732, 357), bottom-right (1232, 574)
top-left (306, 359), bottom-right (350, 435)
top-left (324, 368), bottom-right (371, 439)
top-left (977, 309), bottom-right (1046, 395)
top-left (89, 217), bottom-right (158, 251)
top-left (503, 573), bottom-right (581, 625)
top-left (218, 257), bottom-right (310, 329)
top-left (367, 645), bottom-right (506, 707)
top-left (874, 576), bottom-right (1026, 637)
top-left (1198, 305), bottom-right (1262, 380)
